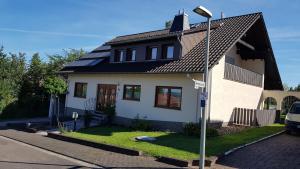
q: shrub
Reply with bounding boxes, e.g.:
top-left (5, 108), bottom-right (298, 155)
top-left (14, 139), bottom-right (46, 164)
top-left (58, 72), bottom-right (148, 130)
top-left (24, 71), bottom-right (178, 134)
top-left (183, 122), bottom-right (200, 136)
top-left (131, 114), bottom-right (152, 131)
top-left (183, 122), bottom-right (219, 137)
top-left (84, 110), bottom-right (93, 128)
top-left (103, 105), bottom-right (116, 124)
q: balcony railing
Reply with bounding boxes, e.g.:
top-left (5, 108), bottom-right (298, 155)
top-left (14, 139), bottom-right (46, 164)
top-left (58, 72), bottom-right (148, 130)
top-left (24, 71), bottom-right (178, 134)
top-left (224, 63), bottom-right (263, 87)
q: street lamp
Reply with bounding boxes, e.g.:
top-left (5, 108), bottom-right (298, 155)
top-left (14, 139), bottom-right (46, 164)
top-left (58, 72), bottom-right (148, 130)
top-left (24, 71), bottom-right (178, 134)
top-left (193, 5), bottom-right (212, 169)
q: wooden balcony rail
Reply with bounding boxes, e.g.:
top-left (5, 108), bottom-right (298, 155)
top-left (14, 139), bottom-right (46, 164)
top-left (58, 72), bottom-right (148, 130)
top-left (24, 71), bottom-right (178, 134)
top-left (224, 63), bottom-right (263, 87)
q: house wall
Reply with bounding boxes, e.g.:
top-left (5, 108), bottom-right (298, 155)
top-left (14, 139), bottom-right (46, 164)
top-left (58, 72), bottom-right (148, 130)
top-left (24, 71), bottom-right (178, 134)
top-left (209, 46), bottom-right (264, 124)
top-left (65, 73), bottom-right (203, 130)
top-left (226, 45), bottom-right (265, 74)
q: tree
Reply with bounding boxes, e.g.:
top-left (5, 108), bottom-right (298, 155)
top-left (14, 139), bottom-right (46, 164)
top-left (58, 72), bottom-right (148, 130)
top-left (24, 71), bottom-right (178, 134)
top-left (283, 83), bottom-right (290, 91)
top-left (294, 84), bottom-right (300, 91)
top-left (165, 20), bottom-right (173, 29)
top-left (43, 76), bottom-right (67, 96)
top-left (46, 49), bottom-right (85, 76)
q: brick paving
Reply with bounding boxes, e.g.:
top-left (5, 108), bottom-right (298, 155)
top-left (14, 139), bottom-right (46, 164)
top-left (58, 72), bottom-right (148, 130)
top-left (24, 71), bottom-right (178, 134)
top-left (213, 134), bottom-right (300, 169)
top-left (0, 129), bottom-right (178, 169)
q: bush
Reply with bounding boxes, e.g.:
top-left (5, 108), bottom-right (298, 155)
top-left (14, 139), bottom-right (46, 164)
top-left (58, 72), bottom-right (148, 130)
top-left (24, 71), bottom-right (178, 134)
top-left (131, 114), bottom-right (152, 131)
top-left (84, 110), bottom-right (93, 128)
top-left (183, 122), bottom-right (219, 137)
top-left (183, 122), bottom-right (200, 136)
top-left (103, 105), bottom-right (116, 124)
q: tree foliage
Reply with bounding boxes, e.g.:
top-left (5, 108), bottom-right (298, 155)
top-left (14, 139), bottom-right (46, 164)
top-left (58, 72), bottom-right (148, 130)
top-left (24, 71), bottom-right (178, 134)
top-left (0, 47), bottom-right (85, 119)
top-left (43, 76), bottom-right (67, 96)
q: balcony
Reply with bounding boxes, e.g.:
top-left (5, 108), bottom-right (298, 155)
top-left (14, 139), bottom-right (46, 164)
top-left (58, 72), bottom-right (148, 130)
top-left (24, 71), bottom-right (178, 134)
top-left (224, 63), bottom-right (263, 87)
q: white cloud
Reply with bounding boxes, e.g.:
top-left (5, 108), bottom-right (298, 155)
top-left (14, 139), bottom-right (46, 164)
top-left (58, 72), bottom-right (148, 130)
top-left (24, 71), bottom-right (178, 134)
top-left (269, 27), bottom-right (300, 42)
top-left (0, 27), bottom-right (103, 38)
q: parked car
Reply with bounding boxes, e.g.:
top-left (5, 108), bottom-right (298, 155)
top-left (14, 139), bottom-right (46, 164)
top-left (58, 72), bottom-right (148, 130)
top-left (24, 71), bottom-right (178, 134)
top-left (285, 101), bottom-right (300, 134)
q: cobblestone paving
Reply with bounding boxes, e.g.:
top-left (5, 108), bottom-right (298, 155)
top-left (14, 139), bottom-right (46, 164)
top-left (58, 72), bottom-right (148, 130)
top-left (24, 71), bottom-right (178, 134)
top-left (0, 129), bottom-right (179, 169)
top-left (213, 134), bottom-right (300, 169)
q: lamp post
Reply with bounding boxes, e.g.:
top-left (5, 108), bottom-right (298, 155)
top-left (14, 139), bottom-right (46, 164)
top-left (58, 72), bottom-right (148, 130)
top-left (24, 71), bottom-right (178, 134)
top-left (193, 6), bottom-right (212, 169)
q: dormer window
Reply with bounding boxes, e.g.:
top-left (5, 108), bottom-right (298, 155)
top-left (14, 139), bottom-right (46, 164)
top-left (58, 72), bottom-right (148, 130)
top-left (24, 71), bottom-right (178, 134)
top-left (146, 46), bottom-right (158, 60)
top-left (162, 44), bottom-right (174, 59)
top-left (114, 50), bottom-right (124, 62)
top-left (126, 48), bottom-right (136, 61)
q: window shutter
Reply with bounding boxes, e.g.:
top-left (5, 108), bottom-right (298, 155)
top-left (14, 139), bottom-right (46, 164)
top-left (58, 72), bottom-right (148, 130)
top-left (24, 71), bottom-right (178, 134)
top-left (162, 45), bottom-right (167, 59)
top-left (146, 47), bottom-right (151, 60)
top-left (126, 48), bottom-right (132, 61)
top-left (114, 50), bottom-right (120, 62)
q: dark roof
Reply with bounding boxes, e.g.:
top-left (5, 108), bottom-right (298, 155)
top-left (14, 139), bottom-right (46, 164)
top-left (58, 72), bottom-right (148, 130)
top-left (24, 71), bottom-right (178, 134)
top-left (149, 13), bottom-right (261, 73)
top-left (106, 21), bottom-right (223, 45)
top-left (61, 58), bottom-right (173, 73)
top-left (61, 12), bottom-right (282, 89)
top-left (64, 58), bottom-right (104, 67)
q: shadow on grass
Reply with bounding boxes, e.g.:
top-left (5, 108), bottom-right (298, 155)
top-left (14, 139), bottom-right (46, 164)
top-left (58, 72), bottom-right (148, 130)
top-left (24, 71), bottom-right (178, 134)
top-left (72, 124), bottom-right (285, 157)
top-left (74, 125), bottom-right (133, 136)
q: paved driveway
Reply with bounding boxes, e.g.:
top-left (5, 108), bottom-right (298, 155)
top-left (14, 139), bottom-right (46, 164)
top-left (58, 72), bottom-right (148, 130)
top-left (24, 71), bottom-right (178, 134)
top-left (0, 136), bottom-right (98, 169)
top-left (214, 134), bottom-right (300, 169)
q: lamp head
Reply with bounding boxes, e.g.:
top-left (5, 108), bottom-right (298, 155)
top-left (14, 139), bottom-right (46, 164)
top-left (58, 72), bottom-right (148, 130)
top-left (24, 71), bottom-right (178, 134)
top-left (193, 6), bottom-right (212, 18)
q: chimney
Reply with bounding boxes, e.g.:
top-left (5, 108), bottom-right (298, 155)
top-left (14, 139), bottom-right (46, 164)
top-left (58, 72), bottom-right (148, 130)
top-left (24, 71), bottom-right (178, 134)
top-left (221, 12), bottom-right (225, 19)
top-left (170, 10), bottom-right (190, 32)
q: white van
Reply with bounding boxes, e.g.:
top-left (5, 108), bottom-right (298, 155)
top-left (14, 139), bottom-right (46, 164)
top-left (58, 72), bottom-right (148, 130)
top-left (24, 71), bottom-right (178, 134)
top-left (285, 101), bottom-right (300, 134)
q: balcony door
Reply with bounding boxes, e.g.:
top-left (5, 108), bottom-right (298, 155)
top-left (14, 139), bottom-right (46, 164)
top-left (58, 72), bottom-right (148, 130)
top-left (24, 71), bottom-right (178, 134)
top-left (96, 84), bottom-right (117, 112)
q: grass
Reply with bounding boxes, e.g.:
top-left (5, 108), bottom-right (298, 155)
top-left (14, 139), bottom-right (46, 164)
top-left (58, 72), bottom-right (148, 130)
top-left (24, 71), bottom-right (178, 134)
top-left (64, 124), bottom-right (284, 160)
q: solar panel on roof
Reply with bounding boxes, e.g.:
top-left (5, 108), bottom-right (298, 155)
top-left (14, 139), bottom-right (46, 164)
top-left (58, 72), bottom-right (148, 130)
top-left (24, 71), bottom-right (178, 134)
top-left (65, 58), bottom-right (104, 67)
top-left (80, 51), bottom-right (110, 59)
top-left (92, 45), bottom-right (111, 52)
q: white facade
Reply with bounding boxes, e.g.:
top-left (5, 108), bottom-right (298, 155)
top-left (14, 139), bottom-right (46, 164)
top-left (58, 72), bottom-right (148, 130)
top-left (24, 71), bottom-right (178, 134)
top-left (209, 45), bottom-right (265, 123)
top-left (66, 73), bottom-right (203, 123)
top-left (65, 45), bottom-right (267, 126)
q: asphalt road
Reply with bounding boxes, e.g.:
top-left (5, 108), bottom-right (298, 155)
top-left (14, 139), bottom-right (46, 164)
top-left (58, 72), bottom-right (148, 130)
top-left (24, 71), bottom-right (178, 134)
top-left (213, 133), bottom-right (300, 169)
top-left (0, 136), bottom-right (100, 169)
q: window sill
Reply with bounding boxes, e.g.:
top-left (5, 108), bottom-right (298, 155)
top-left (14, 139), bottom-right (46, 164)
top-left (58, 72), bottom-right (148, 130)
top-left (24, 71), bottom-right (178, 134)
top-left (154, 105), bottom-right (181, 111)
top-left (123, 98), bottom-right (140, 102)
top-left (74, 96), bottom-right (86, 99)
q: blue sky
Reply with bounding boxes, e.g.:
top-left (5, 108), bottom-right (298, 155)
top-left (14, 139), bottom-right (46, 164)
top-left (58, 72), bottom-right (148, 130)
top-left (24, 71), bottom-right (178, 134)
top-left (0, 0), bottom-right (299, 87)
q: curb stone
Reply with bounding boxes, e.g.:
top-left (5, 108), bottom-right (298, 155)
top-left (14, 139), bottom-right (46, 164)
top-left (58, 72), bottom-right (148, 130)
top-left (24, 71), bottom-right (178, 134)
top-left (47, 132), bottom-right (141, 156)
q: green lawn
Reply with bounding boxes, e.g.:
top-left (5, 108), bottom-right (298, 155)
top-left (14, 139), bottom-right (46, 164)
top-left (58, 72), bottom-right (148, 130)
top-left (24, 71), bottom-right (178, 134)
top-left (64, 124), bottom-right (284, 160)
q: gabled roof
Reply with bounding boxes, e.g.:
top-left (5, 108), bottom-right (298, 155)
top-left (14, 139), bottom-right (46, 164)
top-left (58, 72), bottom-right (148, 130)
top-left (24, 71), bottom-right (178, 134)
top-left (61, 12), bottom-right (282, 89)
top-left (148, 13), bottom-right (261, 73)
top-left (106, 21), bottom-right (223, 45)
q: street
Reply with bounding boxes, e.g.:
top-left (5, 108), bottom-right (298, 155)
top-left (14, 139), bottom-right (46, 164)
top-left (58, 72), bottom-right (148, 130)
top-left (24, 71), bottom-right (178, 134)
top-left (214, 134), bottom-right (300, 169)
top-left (0, 136), bottom-right (99, 169)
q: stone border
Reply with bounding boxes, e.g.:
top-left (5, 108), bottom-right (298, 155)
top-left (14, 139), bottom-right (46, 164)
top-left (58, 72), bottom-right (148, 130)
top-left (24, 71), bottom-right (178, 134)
top-left (47, 132), bottom-right (213, 167)
top-left (46, 130), bottom-right (285, 168)
top-left (156, 156), bottom-right (189, 167)
top-left (47, 132), bottom-right (141, 156)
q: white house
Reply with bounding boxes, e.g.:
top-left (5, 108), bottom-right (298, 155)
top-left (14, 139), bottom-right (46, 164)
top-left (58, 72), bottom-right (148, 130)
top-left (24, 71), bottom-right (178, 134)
top-left (60, 12), bottom-right (283, 131)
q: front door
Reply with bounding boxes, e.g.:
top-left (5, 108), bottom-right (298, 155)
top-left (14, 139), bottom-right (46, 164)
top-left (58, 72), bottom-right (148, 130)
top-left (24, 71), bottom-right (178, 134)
top-left (96, 84), bottom-right (117, 112)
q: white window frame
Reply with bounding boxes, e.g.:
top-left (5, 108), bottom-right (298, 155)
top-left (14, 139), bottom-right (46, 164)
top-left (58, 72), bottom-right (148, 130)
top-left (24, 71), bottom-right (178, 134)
top-left (151, 47), bottom-right (158, 60)
top-left (166, 46), bottom-right (174, 59)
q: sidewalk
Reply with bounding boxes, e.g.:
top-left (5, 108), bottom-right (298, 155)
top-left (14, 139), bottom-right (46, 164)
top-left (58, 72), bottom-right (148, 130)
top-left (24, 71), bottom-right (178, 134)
top-left (0, 129), bottom-right (177, 168)
top-left (0, 117), bottom-right (50, 127)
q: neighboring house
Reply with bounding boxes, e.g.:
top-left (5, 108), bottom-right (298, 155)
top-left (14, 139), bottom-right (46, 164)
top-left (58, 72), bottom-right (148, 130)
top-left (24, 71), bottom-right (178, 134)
top-left (60, 12), bottom-right (283, 131)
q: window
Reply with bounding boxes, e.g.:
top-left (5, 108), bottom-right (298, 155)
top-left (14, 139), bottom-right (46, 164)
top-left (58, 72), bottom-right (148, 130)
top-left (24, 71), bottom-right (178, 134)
top-left (114, 50), bottom-right (124, 62)
top-left (162, 45), bottom-right (174, 59)
top-left (155, 86), bottom-right (182, 109)
top-left (74, 83), bottom-right (87, 98)
top-left (123, 85), bottom-right (141, 101)
top-left (146, 46), bottom-right (158, 60)
top-left (225, 55), bottom-right (235, 65)
top-left (290, 103), bottom-right (300, 114)
top-left (126, 48), bottom-right (136, 61)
